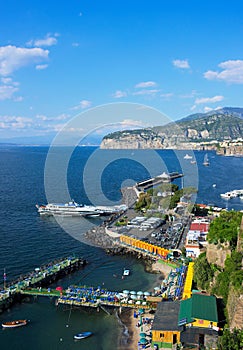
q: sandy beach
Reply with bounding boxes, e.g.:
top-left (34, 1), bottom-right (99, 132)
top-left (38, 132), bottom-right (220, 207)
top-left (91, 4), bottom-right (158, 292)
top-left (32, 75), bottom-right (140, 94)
top-left (118, 259), bottom-right (172, 350)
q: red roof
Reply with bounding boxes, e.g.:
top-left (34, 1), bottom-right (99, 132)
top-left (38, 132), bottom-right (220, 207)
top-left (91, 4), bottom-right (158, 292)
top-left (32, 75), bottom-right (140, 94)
top-left (190, 222), bottom-right (209, 232)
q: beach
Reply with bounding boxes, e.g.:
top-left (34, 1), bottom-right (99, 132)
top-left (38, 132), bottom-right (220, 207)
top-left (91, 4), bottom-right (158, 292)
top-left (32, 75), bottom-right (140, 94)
top-left (118, 259), bottom-right (172, 350)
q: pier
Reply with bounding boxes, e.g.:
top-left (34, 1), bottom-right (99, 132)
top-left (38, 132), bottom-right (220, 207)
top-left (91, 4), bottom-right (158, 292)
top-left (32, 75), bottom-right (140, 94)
top-left (0, 256), bottom-right (86, 313)
top-left (136, 172), bottom-right (183, 191)
top-left (19, 263), bottom-right (188, 312)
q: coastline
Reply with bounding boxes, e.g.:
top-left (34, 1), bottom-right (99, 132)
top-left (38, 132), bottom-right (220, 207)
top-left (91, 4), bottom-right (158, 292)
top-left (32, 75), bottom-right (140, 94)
top-left (117, 258), bottom-right (172, 350)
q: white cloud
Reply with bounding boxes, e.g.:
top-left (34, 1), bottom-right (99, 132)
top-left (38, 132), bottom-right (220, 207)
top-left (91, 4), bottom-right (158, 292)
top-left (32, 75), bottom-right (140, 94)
top-left (112, 90), bottom-right (127, 98)
top-left (135, 81), bottom-right (157, 88)
top-left (0, 84), bottom-right (19, 100)
top-left (14, 96), bottom-right (23, 102)
top-left (0, 45), bottom-right (49, 76)
top-left (27, 33), bottom-right (58, 47)
top-left (204, 60), bottom-right (243, 84)
top-left (0, 116), bottom-right (32, 129)
top-left (160, 93), bottom-right (173, 99)
top-left (204, 106), bottom-right (222, 113)
top-left (173, 59), bottom-right (190, 69)
top-left (71, 100), bottom-right (92, 110)
top-left (36, 113), bottom-right (70, 121)
top-left (133, 89), bottom-right (160, 96)
top-left (195, 95), bottom-right (224, 105)
top-left (36, 64), bottom-right (48, 70)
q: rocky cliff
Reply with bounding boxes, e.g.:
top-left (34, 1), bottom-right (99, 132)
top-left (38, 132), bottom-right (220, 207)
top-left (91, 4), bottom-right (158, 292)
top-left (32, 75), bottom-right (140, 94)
top-left (100, 112), bottom-right (243, 152)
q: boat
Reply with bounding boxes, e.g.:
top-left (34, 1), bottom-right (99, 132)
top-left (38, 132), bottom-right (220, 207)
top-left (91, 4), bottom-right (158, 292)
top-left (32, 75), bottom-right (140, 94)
top-left (36, 201), bottom-right (127, 217)
top-left (2, 320), bottom-right (29, 328)
top-left (74, 331), bottom-right (92, 340)
top-left (184, 154), bottom-right (193, 159)
top-left (190, 160), bottom-right (196, 164)
top-left (203, 154), bottom-right (209, 166)
top-left (123, 269), bottom-right (130, 276)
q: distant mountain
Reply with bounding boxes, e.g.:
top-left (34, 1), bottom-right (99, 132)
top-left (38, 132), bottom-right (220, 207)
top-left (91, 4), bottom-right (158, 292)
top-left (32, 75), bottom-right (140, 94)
top-left (180, 107), bottom-right (243, 122)
top-left (101, 107), bottom-right (243, 150)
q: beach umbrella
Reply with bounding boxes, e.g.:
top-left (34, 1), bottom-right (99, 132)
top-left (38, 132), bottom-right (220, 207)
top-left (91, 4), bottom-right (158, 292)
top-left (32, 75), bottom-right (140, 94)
top-left (140, 332), bottom-right (147, 337)
top-left (123, 290), bottom-right (129, 294)
top-left (139, 338), bottom-right (148, 344)
top-left (137, 291), bottom-right (143, 295)
top-left (56, 286), bottom-right (63, 291)
top-left (143, 292), bottom-right (150, 296)
top-left (130, 291), bottom-right (136, 295)
top-left (154, 286), bottom-right (160, 291)
top-left (130, 295), bottom-right (137, 300)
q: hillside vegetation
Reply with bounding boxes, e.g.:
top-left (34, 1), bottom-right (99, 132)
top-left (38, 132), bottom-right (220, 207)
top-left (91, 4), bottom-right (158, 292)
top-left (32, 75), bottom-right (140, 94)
top-left (101, 109), bottom-right (243, 150)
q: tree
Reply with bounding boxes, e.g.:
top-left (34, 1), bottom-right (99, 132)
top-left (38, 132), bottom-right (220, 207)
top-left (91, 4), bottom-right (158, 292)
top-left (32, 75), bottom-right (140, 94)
top-left (218, 328), bottom-right (243, 350)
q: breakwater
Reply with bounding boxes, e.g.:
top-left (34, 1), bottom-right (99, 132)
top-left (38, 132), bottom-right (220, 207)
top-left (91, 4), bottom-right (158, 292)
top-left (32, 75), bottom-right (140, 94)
top-left (0, 256), bottom-right (86, 313)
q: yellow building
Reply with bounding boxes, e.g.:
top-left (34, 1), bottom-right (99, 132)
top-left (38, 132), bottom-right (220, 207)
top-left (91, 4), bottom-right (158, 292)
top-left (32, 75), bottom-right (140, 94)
top-left (152, 301), bottom-right (181, 349)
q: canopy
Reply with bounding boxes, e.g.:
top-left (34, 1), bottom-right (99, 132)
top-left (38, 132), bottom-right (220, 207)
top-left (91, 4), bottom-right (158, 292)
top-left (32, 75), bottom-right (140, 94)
top-left (56, 286), bottom-right (63, 291)
top-left (140, 332), bottom-right (147, 337)
top-left (139, 338), bottom-right (148, 344)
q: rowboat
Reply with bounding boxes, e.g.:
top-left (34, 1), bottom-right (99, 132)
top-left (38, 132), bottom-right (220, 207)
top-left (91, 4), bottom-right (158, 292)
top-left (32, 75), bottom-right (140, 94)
top-left (74, 331), bottom-right (92, 340)
top-left (2, 319), bottom-right (29, 328)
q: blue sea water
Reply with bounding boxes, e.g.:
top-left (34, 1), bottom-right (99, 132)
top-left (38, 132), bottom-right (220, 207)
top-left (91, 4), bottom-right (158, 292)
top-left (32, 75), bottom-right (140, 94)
top-left (0, 146), bottom-right (242, 350)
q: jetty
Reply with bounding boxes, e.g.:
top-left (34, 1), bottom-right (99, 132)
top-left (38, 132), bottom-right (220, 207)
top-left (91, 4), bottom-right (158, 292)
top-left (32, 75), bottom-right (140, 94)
top-left (136, 172), bottom-right (183, 191)
top-left (0, 256), bottom-right (86, 313)
top-left (19, 263), bottom-right (188, 312)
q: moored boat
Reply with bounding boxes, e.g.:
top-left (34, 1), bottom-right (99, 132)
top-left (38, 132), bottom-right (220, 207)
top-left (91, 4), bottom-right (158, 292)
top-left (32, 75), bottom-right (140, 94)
top-left (74, 331), bottom-right (92, 340)
top-left (36, 200), bottom-right (127, 217)
top-left (2, 319), bottom-right (29, 328)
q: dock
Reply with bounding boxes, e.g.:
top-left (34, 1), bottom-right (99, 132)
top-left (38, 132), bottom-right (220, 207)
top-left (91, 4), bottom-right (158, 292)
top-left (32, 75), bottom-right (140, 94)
top-left (19, 263), bottom-right (188, 312)
top-left (136, 172), bottom-right (183, 191)
top-left (0, 256), bottom-right (86, 313)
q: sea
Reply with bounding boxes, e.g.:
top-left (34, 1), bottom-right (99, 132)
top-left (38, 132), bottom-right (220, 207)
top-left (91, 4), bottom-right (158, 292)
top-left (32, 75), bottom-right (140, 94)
top-left (0, 146), bottom-right (242, 350)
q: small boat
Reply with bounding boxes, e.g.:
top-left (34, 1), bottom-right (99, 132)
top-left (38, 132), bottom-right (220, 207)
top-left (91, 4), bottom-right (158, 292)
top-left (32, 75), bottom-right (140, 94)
top-left (74, 331), bottom-right (92, 340)
top-left (184, 154), bottom-right (193, 159)
top-left (190, 160), bottom-right (196, 164)
top-left (2, 319), bottom-right (29, 328)
top-left (203, 154), bottom-right (209, 166)
top-left (123, 269), bottom-right (130, 276)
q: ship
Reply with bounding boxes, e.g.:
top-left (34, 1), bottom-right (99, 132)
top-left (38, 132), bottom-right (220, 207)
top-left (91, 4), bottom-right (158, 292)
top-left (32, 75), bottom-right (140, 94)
top-left (36, 200), bottom-right (127, 217)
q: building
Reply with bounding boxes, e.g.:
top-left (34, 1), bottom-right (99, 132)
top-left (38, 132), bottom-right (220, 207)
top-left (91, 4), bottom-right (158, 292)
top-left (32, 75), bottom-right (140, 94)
top-left (151, 301), bottom-right (181, 349)
top-left (179, 293), bottom-right (219, 349)
top-left (185, 218), bottom-right (210, 258)
top-left (151, 293), bottom-right (219, 349)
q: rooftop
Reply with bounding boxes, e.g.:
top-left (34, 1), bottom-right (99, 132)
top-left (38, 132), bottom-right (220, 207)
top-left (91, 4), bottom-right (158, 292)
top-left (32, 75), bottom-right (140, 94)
top-left (152, 301), bottom-right (181, 331)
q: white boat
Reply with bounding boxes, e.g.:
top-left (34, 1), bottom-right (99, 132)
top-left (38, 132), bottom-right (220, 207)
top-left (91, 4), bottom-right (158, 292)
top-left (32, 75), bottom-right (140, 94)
top-left (203, 154), bottom-right (209, 166)
top-left (123, 269), bottom-right (130, 276)
top-left (184, 154), bottom-right (193, 159)
top-left (36, 201), bottom-right (127, 217)
top-left (2, 319), bottom-right (29, 328)
top-left (74, 331), bottom-right (92, 340)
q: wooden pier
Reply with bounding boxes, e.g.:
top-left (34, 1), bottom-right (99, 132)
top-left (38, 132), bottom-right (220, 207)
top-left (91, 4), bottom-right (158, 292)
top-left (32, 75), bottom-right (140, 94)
top-left (0, 256), bottom-right (86, 313)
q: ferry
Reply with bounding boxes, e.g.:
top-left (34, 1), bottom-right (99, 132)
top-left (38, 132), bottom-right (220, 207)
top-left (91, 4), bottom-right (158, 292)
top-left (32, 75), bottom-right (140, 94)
top-left (220, 189), bottom-right (243, 200)
top-left (2, 320), bottom-right (29, 328)
top-left (36, 201), bottom-right (127, 217)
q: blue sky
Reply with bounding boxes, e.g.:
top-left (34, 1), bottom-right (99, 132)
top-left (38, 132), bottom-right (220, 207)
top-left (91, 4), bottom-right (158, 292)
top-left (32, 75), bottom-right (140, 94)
top-left (0, 0), bottom-right (243, 142)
